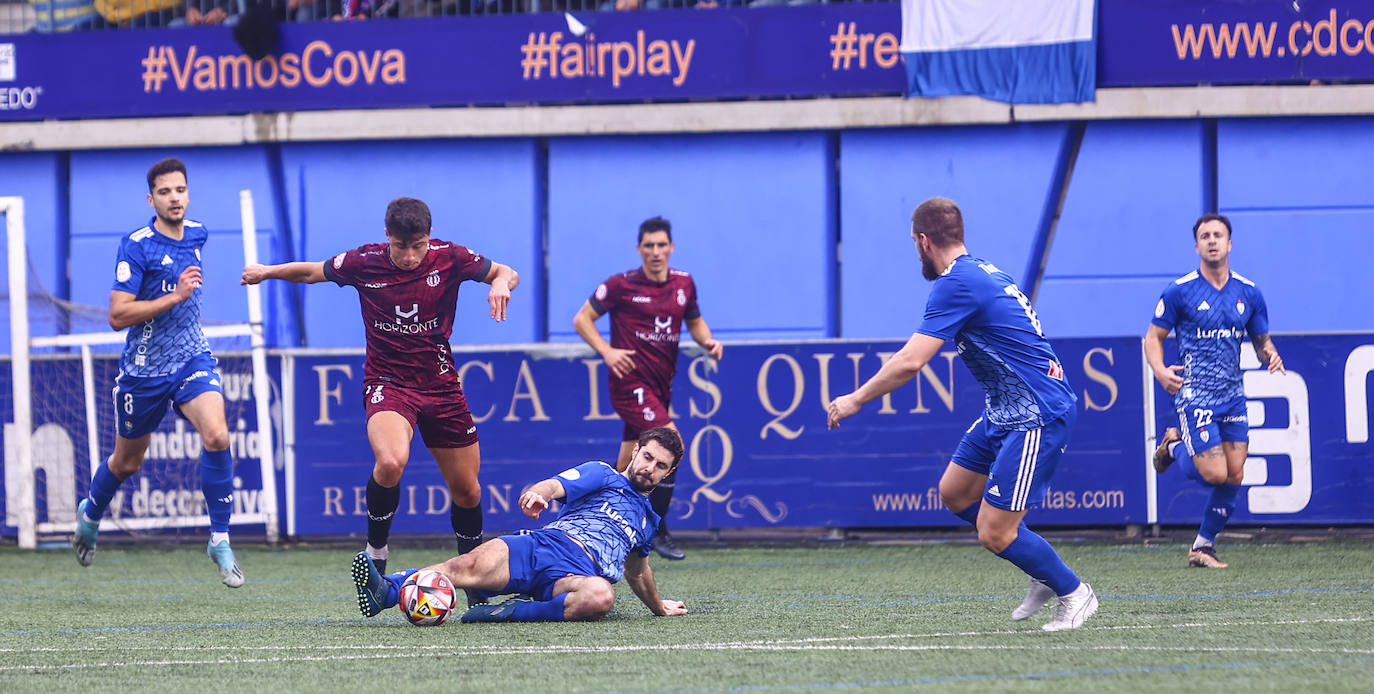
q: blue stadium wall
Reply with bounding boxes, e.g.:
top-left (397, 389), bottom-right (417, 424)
top-left (3, 117), bottom-right (1373, 351)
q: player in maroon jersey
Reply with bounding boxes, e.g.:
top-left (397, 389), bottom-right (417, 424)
top-left (572, 216), bottom-right (723, 561)
top-left (241, 197), bottom-right (518, 598)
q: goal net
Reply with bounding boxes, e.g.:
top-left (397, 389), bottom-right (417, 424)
top-left (3, 193), bottom-right (279, 549)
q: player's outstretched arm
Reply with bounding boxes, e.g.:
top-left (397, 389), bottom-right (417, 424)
top-left (1251, 333), bottom-right (1285, 374)
top-left (685, 316), bottom-right (724, 361)
top-left (517, 477), bottom-right (567, 519)
top-left (240, 261), bottom-right (326, 286)
top-left (574, 300), bottom-right (637, 378)
top-left (827, 332), bottom-right (943, 429)
top-left (107, 265), bottom-right (201, 330)
top-left (1144, 324), bottom-right (1184, 394)
top-left (624, 553), bottom-right (686, 616)
top-left (482, 262), bottom-right (519, 322)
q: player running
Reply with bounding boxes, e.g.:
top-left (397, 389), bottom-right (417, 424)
top-left (827, 196), bottom-right (1096, 631)
top-left (241, 196), bottom-right (518, 601)
top-left (1146, 213), bottom-right (1283, 569)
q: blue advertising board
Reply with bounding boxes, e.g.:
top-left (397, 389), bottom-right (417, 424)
top-left (5, 334), bottom-right (1369, 540)
top-left (0, 353), bottom-right (275, 536)
top-left (1100, 0), bottom-right (1374, 87)
top-left (1153, 333), bottom-right (1374, 525)
top-left (287, 337), bottom-right (1146, 536)
top-left (0, 6), bottom-right (904, 122)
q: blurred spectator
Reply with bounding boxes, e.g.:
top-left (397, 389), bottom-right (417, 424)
top-left (94, 0), bottom-right (178, 26)
top-left (27, 0), bottom-right (103, 31)
top-left (172, 0), bottom-right (239, 25)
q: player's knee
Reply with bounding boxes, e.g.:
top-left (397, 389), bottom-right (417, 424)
top-left (200, 429), bottom-right (230, 452)
top-left (976, 525), bottom-right (1016, 554)
top-left (1198, 465), bottom-right (1228, 485)
top-left (449, 484), bottom-right (481, 508)
top-left (372, 459), bottom-right (406, 486)
top-left (567, 581), bottom-right (616, 621)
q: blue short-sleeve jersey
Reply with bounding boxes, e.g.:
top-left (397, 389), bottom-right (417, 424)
top-left (545, 461), bottom-right (660, 584)
top-left (916, 255), bottom-right (1076, 430)
top-left (111, 219), bottom-right (212, 377)
top-left (1151, 270), bottom-right (1269, 409)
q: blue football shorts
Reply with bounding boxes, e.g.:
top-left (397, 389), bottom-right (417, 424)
top-left (1174, 395), bottom-right (1249, 457)
top-left (111, 351), bottom-right (223, 439)
top-left (950, 406), bottom-right (1077, 512)
top-left (500, 528), bottom-right (601, 601)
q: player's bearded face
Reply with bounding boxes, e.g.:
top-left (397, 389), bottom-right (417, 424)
top-left (387, 234), bottom-right (431, 271)
top-left (627, 441), bottom-right (675, 492)
top-left (1194, 221), bottom-right (1231, 265)
top-left (148, 172), bottom-right (188, 226)
top-left (915, 232), bottom-right (939, 281)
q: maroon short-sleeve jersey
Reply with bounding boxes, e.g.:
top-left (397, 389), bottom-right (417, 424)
top-left (323, 239), bottom-right (492, 391)
top-left (589, 267), bottom-right (700, 397)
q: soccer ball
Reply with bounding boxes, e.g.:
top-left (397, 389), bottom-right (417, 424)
top-left (398, 570), bottom-right (456, 626)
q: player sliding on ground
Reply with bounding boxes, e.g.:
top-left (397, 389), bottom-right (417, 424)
top-left (352, 427), bottom-right (688, 623)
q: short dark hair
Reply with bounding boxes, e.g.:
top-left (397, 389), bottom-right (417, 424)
top-left (1193, 213), bottom-right (1232, 240)
top-left (146, 158), bottom-right (187, 192)
top-left (911, 197), bottom-right (965, 248)
top-left (637, 426), bottom-right (684, 470)
top-left (638, 216), bottom-right (672, 243)
top-left (385, 197), bottom-right (432, 240)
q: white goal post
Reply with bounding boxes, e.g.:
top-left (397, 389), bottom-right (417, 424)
top-left (4, 191), bottom-right (279, 548)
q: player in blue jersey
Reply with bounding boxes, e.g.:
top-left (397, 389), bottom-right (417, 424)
top-left (827, 197), bottom-right (1096, 631)
top-left (1146, 213), bottom-right (1284, 569)
top-left (70, 158), bottom-right (244, 587)
top-left (351, 426), bottom-right (688, 623)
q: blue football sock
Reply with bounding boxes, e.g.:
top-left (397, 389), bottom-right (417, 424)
top-left (1198, 484), bottom-right (1239, 544)
top-left (384, 568), bottom-right (418, 609)
top-left (85, 461), bottom-right (126, 520)
top-left (511, 593), bottom-right (568, 622)
top-left (200, 448), bottom-right (235, 533)
top-left (996, 526), bottom-right (1081, 596)
top-left (953, 504), bottom-right (979, 527)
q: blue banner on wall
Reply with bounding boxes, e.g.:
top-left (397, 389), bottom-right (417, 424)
top-left (1153, 333), bottom-right (1374, 525)
top-left (0, 6), bottom-right (904, 122)
top-left (5, 334), bottom-right (1369, 539)
top-left (1100, 0), bottom-right (1374, 87)
top-left (287, 337), bottom-right (1146, 536)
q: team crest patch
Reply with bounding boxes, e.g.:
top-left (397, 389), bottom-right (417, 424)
top-left (595, 283), bottom-right (608, 301)
top-left (333, 252), bottom-right (346, 269)
top-left (1155, 298), bottom-right (1165, 318)
top-left (643, 407), bottom-right (656, 422)
top-left (116, 261), bottom-right (131, 283)
top-left (1236, 299), bottom-right (1245, 315)
top-left (1201, 430), bottom-right (1210, 443)
top-left (426, 272), bottom-right (440, 287)
top-left (676, 288), bottom-right (686, 306)
top-left (195, 247), bottom-right (201, 261)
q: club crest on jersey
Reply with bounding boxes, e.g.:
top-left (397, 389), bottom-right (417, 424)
top-left (116, 261), bottom-right (131, 282)
top-left (194, 247), bottom-right (201, 261)
top-left (642, 407), bottom-right (656, 422)
top-left (333, 253), bottom-right (345, 269)
top-left (1236, 299), bottom-right (1245, 315)
top-left (426, 272), bottom-right (441, 288)
top-left (595, 283), bottom-right (608, 301)
top-left (676, 288), bottom-right (686, 306)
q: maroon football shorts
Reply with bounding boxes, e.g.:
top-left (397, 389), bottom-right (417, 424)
top-left (363, 380), bottom-right (478, 449)
top-left (610, 380), bottom-right (672, 441)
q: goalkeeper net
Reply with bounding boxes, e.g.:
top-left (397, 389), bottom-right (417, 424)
top-left (3, 193), bottom-right (279, 549)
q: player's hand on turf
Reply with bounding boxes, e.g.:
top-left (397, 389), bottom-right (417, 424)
top-left (659, 599), bottom-right (687, 616)
top-left (240, 264), bottom-right (267, 286)
top-left (605, 348), bottom-right (637, 378)
top-left (826, 394), bottom-right (860, 430)
top-left (488, 279), bottom-right (511, 322)
top-left (1153, 364), bottom-right (1184, 394)
top-left (518, 490), bottom-right (547, 519)
top-left (174, 266), bottom-right (203, 301)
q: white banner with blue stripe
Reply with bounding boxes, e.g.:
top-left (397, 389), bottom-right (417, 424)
top-left (900, 0), bottom-right (1096, 104)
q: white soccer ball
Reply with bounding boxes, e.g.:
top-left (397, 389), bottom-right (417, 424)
top-left (398, 570), bottom-right (456, 627)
